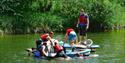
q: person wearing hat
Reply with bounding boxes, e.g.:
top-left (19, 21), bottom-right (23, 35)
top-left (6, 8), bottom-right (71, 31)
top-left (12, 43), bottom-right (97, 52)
top-left (76, 8), bottom-right (89, 42)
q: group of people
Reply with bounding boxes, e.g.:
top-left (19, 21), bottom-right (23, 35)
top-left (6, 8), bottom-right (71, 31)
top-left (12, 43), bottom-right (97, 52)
top-left (35, 31), bottom-right (67, 58)
top-left (64, 8), bottom-right (89, 50)
top-left (27, 8), bottom-right (89, 59)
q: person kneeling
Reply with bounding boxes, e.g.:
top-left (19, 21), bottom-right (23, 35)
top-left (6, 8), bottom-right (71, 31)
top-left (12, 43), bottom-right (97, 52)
top-left (54, 42), bottom-right (68, 58)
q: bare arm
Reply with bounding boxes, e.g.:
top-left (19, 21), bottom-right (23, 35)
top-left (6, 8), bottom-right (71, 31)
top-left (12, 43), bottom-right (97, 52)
top-left (76, 18), bottom-right (79, 27)
top-left (47, 36), bottom-right (54, 46)
top-left (75, 36), bottom-right (78, 44)
top-left (64, 33), bottom-right (68, 43)
top-left (42, 46), bottom-right (48, 56)
top-left (86, 18), bottom-right (89, 30)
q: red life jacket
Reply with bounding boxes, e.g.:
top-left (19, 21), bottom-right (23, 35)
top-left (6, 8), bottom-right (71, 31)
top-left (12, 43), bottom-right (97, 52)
top-left (40, 34), bottom-right (49, 41)
top-left (79, 15), bottom-right (87, 24)
top-left (54, 44), bottom-right (63, 53)
top-left (66, 28), bottom-right (74, 35)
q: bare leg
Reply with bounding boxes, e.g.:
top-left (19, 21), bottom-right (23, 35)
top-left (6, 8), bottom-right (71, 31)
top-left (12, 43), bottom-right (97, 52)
top-left (83, 33), bottom-right (87, 41)
top-left (70, 40), bottom-right (75, 52)
top-left (79, 35), bottom-right (82, 42)
top-left (70, 40), bottom-right (75, 46)
top-left (75, 37), bottom-right (78, 44)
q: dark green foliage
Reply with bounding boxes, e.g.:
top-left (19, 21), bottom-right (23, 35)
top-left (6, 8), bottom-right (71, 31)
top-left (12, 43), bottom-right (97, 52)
top-left (0, 0), bottom-right (125, 34)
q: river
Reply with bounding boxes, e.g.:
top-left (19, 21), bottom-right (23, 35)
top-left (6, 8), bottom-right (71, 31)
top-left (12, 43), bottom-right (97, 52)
top-left (0, 29), bottom-right (125, 63)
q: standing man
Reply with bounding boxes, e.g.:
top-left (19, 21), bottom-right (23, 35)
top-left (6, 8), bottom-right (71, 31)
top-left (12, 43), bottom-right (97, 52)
top-left (76, 9), bottom-right (89, 42)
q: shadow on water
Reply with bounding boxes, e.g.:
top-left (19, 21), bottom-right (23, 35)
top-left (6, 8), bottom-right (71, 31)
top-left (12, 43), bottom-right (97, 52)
top-left (0, 29), bottom-right (125, 63)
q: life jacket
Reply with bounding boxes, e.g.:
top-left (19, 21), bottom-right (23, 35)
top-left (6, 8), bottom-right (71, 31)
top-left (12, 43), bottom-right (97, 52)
top-left (40, 34), bottom-right (49, 41)
top-left (54, 44), bottom-right (63, 53)
top-left (79, 14), bottom-right (87, 24)
top-left (66, 28), bottom-right (74, 36)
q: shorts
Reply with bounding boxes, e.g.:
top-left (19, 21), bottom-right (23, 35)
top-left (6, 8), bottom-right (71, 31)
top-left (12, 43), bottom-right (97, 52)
top-left (68, 31), bottom-right (77, 41)
top-left (78, 23), bottom-right (87, 36)
top-left (33, 51), bottom-right (41, 58)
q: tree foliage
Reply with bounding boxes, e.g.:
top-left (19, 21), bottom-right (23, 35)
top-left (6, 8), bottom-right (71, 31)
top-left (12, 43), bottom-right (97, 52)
top-left (0, 0), bottom-right (125, 34)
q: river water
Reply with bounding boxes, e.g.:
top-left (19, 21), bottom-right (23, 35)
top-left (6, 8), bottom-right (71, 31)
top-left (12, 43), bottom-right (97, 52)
top-left (0, 30), bottom-right (125, 63)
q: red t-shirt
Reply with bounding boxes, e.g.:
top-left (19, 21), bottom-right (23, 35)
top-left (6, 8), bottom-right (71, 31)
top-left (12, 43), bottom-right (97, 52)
top-left (66, 28), bottom-right (74, 35)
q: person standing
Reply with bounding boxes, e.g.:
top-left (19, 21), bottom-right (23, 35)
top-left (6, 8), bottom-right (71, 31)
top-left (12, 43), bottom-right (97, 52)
top-left (76, 9), bottom-right (89, 42)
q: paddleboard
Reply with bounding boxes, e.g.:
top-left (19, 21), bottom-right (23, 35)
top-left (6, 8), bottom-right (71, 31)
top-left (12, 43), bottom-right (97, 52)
top-left (59, 41), bottom-right (99, 49)
top-left (65, 49), bottom-right (91, 57)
